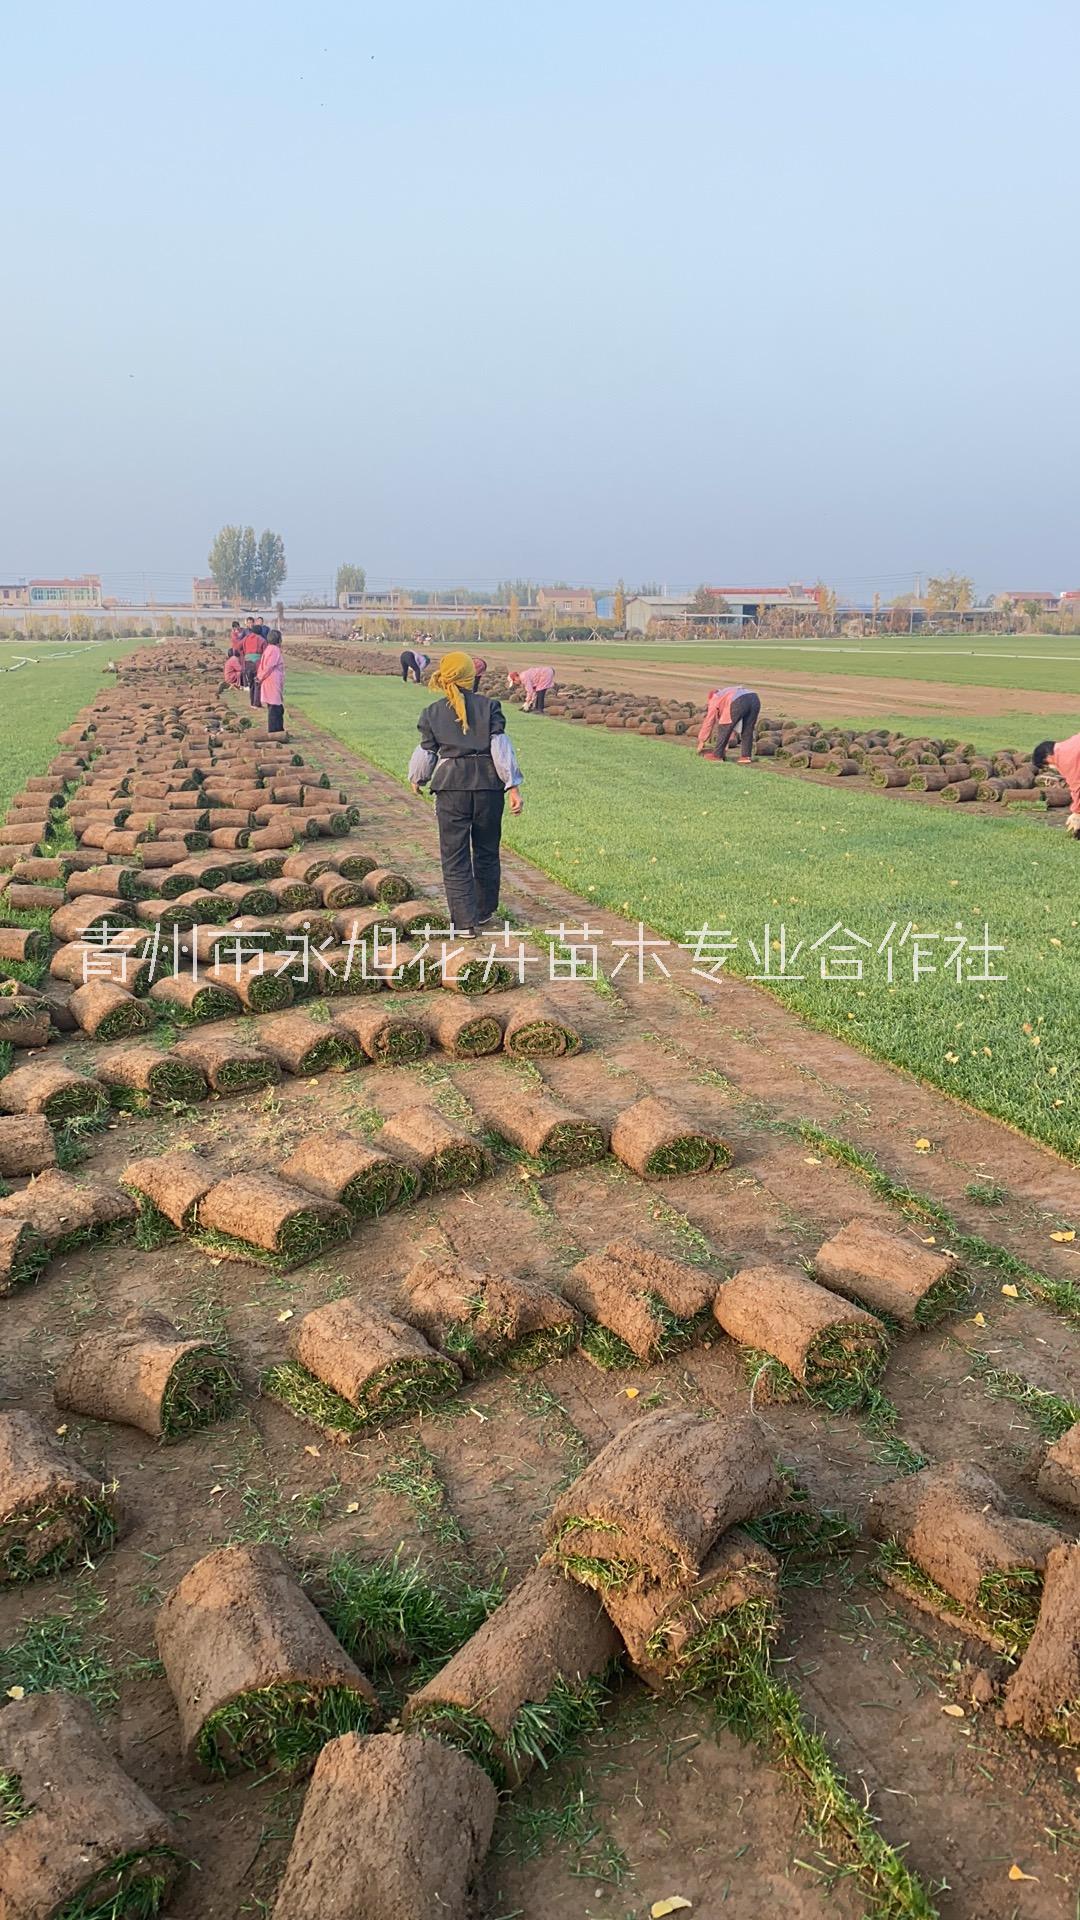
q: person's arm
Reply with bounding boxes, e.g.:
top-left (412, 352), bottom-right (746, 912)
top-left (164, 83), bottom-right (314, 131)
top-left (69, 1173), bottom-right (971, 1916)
top-left (696, 694), bottom-right (720, 749)
top-left (490, 732), bottom-right (524, 811)
top-left (409, 710), bottom-right (438, 792)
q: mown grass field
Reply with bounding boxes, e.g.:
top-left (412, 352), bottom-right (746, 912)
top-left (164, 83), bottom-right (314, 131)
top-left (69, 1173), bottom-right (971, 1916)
top-left (0, 639), bottom-right (146, 813)
top-left (293, 668), bottom-right (1080, 1161)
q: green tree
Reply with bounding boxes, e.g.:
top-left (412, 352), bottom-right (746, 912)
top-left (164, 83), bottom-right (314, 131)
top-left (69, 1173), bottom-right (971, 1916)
top-left (253, 529), bottom-right (287, 602)
top-left (207, 524), bottom-right (286, 603)
top-left (207, 525), bottom-right (245, 601)
top-left (925, 572), bottom-right (973, 612)
top-left (336, 563), bottom-right (366, 601)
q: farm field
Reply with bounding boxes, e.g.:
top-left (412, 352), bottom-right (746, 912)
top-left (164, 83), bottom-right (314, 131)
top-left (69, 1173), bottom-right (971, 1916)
top-left (5, 650), bottom-right (1080, 1920)
top-left (292, 669), bottom-right (1080, 1161)
top-left (0, 637), bottom-right (147, 814)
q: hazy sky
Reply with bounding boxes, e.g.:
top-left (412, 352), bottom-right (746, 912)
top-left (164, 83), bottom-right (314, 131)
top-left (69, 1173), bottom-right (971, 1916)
top-left (3, 0), bottom-right (1077, 598)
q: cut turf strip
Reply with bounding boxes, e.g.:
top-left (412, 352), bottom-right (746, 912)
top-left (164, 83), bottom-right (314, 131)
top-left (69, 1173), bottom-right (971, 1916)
top-left (492, 1090), bottom-right (608, 1170)
top-left (254, 1010), bottom-right (363, 1075)
top-left (403, 1562), bottom-right (620, 1785)
top-left (378, 1105), bottom-right (492, 1191)
top-left (399, 1254), bottom-right (580, 1376)
top-left (171, 1031), bottom-right (280, 1092)
top-left (330, 1000), bottom-right (429, 1064)
top-left (813, 1219), bottom-right (966, 1326)
top-left (867, 1461), bottom-right (1058, 1655)
top-left (562, 1240), bottom-right (716, 1364)
top-left (547, 1408), bottom-right (780, 1592)
top-left (0, 1171), bottom-right (135, 1249)
top-left (438, 946), bottom-right (514, 995)
top-left (54, 1309), bottom-right (238, 1441)
top-left (0, 1219), bottom-right (49, 1296)
top-left (1037, 1424), bottom-right (1080, 1512)
top-left (0, 1409), bottom-right (119, 1582)
top-left (149, 973), bottom-right (242, 1022)
top-left (0, 1060), bottom-right (105, 1123)
top-left (604, 1527), bottom-right (780, 1693)
top-left (207, 956), bottom-right (294, 1013)
top-left (269, 1732), bottom-right (496, 1920)
top-left (155, 1543), bottom-right (379, 1776)
top-left (610, 1093), bottom-right (731, 1177)
top-left (501, 993), bottom-right (582, 1057)
top-left (422, 996), bottom-right (504, 1058)
top-left (264, 1299), bottom-right (460, 1438)
top-left (278, 1132), bottom-right (411, 1217)
top-left (96, 1044), bottom-right (208, 1108)
top-left (68, 978), bottom-right (155, 1040)
top-left (1004, 1542), bottom-right (1080, 1741)
top-left (714, 1263), bottom-right (889, 1411)
top-left (195, 1173), bottom-right (351, 1268)
top-left (122, 1153), bottom-right (220, 1231)
top-left (0, 1692), bottom-right (182, 1919)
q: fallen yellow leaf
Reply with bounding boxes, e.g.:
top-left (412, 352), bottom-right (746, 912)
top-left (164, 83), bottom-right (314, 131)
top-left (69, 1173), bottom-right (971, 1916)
top-left (54, 1424), bottom-right (67, 1436)
top-left (804, 1156), bottom-right (823, 1165)
top-left (1050, 1230), bottom-right (1076, 1243)
top-left (914, 1138), bottom-right (932, 1152)
top-left (971, 1312), bottom-right (987, 1328)
top-left (345, 1501), bottom-right (360, 1515)
top-left (941, 1703), bottom-right (965, 1718)
top-left (6, 1685), bottom-right (25, 1700)
top-left (209, 1484), bottom-right (224, 1496)
top-left (277, 1308), bottom-right (294, 1322)
top-left (1001, 1284), bottom-right (1019, 1299)
top-left (651, 1902), bottom-right (693, 1918)
top-left (625, 1387), bottom-right (639, 1399)
top-left (1008, 1865), bottom-right (1038, 1882)
top-left (303, 1445), bottom-right (321, 1457)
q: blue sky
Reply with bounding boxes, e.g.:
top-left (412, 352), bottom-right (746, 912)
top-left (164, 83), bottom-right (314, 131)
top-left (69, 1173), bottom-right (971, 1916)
top-left (2, 0), bottom-right (1077, 597)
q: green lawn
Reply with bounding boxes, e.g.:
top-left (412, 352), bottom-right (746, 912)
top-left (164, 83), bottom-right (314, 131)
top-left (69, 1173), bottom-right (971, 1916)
top-left (293, 669), bottom-right (1080, 1162)
top-left (0, 639), bottom-right (145, 813)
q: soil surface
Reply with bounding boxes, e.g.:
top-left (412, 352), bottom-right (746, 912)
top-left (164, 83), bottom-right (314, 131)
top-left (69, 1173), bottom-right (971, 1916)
top-left (5, 707), bottom-right (1080, 1918)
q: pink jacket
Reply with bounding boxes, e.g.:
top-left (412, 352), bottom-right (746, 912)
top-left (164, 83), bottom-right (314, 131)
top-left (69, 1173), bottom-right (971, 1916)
top-left (697, 686), bottom-right (749, 748)
top-left (256, 643), bottom-right (284, 706)
top-left (1054, 732), bottom-right (1080, 810)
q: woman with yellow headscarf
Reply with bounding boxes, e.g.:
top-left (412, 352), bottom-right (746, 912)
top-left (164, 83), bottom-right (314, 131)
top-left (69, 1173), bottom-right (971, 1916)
top-left (407, 651), bottom-right (524, 934)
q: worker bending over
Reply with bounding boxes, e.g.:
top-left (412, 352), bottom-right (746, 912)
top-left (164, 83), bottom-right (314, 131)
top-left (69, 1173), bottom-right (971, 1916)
top-left (696, 685), bottom-right (761, 762)
top-left (1033, 735), bottom-right (1080, 834)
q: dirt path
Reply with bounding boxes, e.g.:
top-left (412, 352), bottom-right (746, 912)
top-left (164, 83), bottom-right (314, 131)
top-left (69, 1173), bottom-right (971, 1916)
top-left (6, 699), bottom-right (1080, 1918)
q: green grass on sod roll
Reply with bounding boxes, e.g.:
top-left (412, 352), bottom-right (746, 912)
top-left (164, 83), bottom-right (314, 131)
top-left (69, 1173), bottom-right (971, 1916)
top-left (237, 974), bottom-right (293, 1014)
top-left (340, 1162), bottom-right (415, 1218)
top-left (91, 1000), bottom-right (155, 1042)
top-left (645, 1592), bottom-right (777, 1697)
top-left (368, 873), bottom-right (411, 903)
top-left (0, 1223), bottom-right (49, 1293)
top-left (0, 1768), bottom-right (29, 1825)
top-left (317, 1549), bottom-right (502, 1675)
top-left (440, 1011), bottom-right (504, 1056)
top-left (193, 1206), bottom-right (349, 1270)
top-left (39, 1080), bottom-right (108, 1123)
top-left (874, 1540), bottom-right (1041, 1659)
top-left (505, 1015), bottom-right (581, 1056)
top-left (169, 986), bottom-right (244, 1025)
top-left (421, 1141), bottom-right (489, 1190)
top-left (194, 1680), bottom-right (374, 1777)
top-left (371, 1024), bottom-right (427, 1063)
top-left (408, 1671), bottom-right (611, 1788)
top-left (451, 957), bottom-right (514, 995)
top-left (1, 1491), bottom-right (119, 1582)
top-left (442, 1305), bottom-right (579, 1374)
top-left (290, 1031), bottom-right (361, 1073)
top-left (644, 1133), bottom-right (730, 1176)
top-left (910, 1266), bottom-right (974, 1327)
top-left (534, 1121), bottom-right (607, 1172)
top-left (580, 1324), bottom-right (640, 1370)
top-left (550, 1517), bottom-right (637, 1593)
top-left (107, 1059), bottom-right (207, 1108)
top-left (52, 1846), bottom-right (184, 1920)
top-left (204, 1053), bottom-right (279, 1092)
top-left (159, 1350), bottom-right (240, 1439)
top-left (261, 1354), bottom-right (459, 1438)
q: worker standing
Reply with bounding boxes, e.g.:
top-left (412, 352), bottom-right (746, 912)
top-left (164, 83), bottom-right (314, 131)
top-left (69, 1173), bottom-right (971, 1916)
top-left (696, 685), bottom-right (761, 762)
top-left (408, 651), bottom-right (524, 934)
top-left (508, 664), bottom-right (556, 712)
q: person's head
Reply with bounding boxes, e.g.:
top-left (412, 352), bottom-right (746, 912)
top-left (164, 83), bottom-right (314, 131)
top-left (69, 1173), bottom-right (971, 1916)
top-left (268, 629), bottom-right (281, 647)
top-left (507, 669), bottom-right (521, 686)
top-left (429, 650), bottom-right (475, 726)
top-left (1033, 740), bottom-right (1057, 773)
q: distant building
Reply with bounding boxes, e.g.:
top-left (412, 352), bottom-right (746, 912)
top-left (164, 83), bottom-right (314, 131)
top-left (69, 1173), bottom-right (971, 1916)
top-left (0, 584), bottom-right (29, 606)
top-left (695, 585), bottom-right (819, 624)
top-left (625, 595), bottom-right (693, 632)
top-left (28, 575), bottom-right (102, 607)
top-left (537, 587), bottom-right (596, 620)
top-left (192, 576), bottom-right (220, 608)
top-left (339, 588), bottom-right (403, 611)
top-left (997, 590), bottom-right (1060, 611)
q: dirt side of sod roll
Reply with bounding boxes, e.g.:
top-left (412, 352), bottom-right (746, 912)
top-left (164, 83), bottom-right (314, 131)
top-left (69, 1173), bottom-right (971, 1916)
top-left (501, 994), bottom-right (583, 1057)
top-left (55, 1308), bottom-right (238, 1440)
top-left (378, 1105), bottom-right (492, 1191)
top-left (0, 926), bottom-right (49, 969)
top-left (0, 1218), bottom-right (49, 1295)
top-left (603, 1527), bottom-right (780, 1692)
top-left (332, 1000), bottom-right (430, 1064)
top-left (547, 1408), bottom-right (780, 1591)
top-left (422, 995), bottom-right (504, 1058)
top-left (0, 1112), bottom-right (56, 1177)
top-left (69, 978), bottom-right (155, 1040)
top-left (270, 1731), bottom-right (497, 1920)
top-left (867, 1461), bottom-right (1060, 1624)
top-left (155, 1542), bottom-right (379, 1775)
top-left (0, 1170), bottom-right (135, 1247)
top-left (400, 1254), bottom-right (580, 1375)
top-left (50, 895), bottom-right (134, 942)
top-left (0, 1408), bottom-right (119, 1581)
top-left (279, 1132), bottom-right (409, 1216)
top-left (122, 1153), bottom-right (221, 1229)
top-left (403, 1561), bottom-right (620, 1784)
top-left (275, 1299), bottom-right (460, 1434)
top-left (494, 1090), bottom-right (608, 1170)
top-left (0, 1691), bottom-right (183, 1919)
top-left (254, 1010), bottom-right (363, 1075)
top-left (610, 1093), bottom-right (731, 1178)
top-left (0, 1059), bottom-right (106, 1122)
top-left (714, 1263), bottom-right (889, 1405)
top-left (96, 1044), bottom-right (208, 1106)
top-left (814, 1218), bottom-right (964, 1325)
top-left (1037, 1423), bottom-right (1080, 1512)
top-left (1004, 1542), bottom-right (1080, 1741)
top-left (171, 1030), bottom-right (281, 1093)
top-left (197, 1172), bottom-right (351, 1266)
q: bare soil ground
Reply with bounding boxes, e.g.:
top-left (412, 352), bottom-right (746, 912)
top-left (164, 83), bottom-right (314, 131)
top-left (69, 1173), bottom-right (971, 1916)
top-left (5, 720), bottom-right (1080, 1919)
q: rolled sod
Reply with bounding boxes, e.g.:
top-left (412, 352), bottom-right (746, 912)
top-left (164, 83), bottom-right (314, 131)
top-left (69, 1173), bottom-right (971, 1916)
top-left (563, 1241), bottom-right (716, 1364)
top-left (51, 937), bottom-right (157, 996)
top-left (0, 1409), bottom-right (119, 1581)
top-left (149, 971), bottom-right (243, 1023)
top-left (548, 1409), bottom-right (780, 1593)
top-left (0, 926), bottom-right (49, 971)
top-left (332, 1001), bottom-right (429, 1065)
top-left (0, 995), bottom-right (50, 1049)
top-left (610, 1094), bottom-right (730, 1178)
top-left (171, 1029), bottom-right (280, 1094)
top-left (0, 1169), bottom-right (135, 1248)
top-left (254, 1010), bottom-right (362, 1076)
top-left (97, 1044), bottom-right (208, 1108)
top-left (0, 1113), bottom-right (56, 1178)
top-left (603, 1527), bottom-right (780, 1693)
top-left (0, 1692), bottom-right (182, 1919)
top-left (1038, 1423), bottom-right (1080, 1513)
top-left (214, 879), bottom-right (279, 915)
top-left (493, 1091), bottom-right (608, 1171)
top-left (267, 1299), bottom-right (460, 1437)
top-left (279, 1133), bottom-right (409, 1218)
top-left (400, 1254), bottom-right (580, 1376)
top-left (0, 1219), bottom-right (49, 1295)
top-left (312, 871), bottom-right (368, 910)
top-left (1004, 1543), bottom-right (1080, 1742)
top-left (207, 955), bottom-right (295, 1013)
top-left (438, 947), bottom-right (515, 995)
top-left (269, 1731), bottom-right (496, 1920)
top-left (387, 898), bottom-right (444, 937)
top-left (403, 1562), bottom-right (619, 1785)
top-left (423, 995), bottom-right (504, 1059)
top-left (501, 995), bottom-right (582, 1057)
top-left (305, 943), bottom-right (382, 997)
top-left (333, 846), bottom-right (381, 880)
top-left (55, 1309), bottom-right (238, 1441)
top-left (121, 1156), bottom-right (219, 1238)
top-left (155, 1542), bottom-right (379, 1776)
top-left (813, 1219), bottom-right (966, 1326)
top-left (6, 882), bottom-right (61, 911)
top-left (50, 895), bottom-right (134, 942)
top-left (69, 978), bottom-right (155, 1041)
top-left (378, 1105), bottom-right (493, 1191)
top-left (282, 851), bottom-right (339, 882)
top-left (714, 1263), bottom-right (889, 1409)
top-left (362, 867), bottom-right (413, 905)
top-left (867, 1462), bottom-right (1059, 1651)
top-left (196, 1172), bottom-right (351, 1267)
top-left (0, 1060), bottom-right (105, 1123)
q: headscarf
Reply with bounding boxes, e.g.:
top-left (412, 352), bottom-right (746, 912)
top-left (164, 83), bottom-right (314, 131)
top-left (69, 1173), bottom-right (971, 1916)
top-left (429, 650), bottom-right (475, 727)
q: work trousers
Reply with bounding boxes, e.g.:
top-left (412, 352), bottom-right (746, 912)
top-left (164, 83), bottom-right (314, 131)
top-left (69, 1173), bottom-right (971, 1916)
top-left (532, 685), bottom-right (548, 712)
top-left (266, 705), bottom-right (284, 734)
top-left (244, 660), bottom-right (260, 704)
top-left (710, 691), bottom-right (760, 759)
top-left (434, 787), bottom-right (505, 931)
